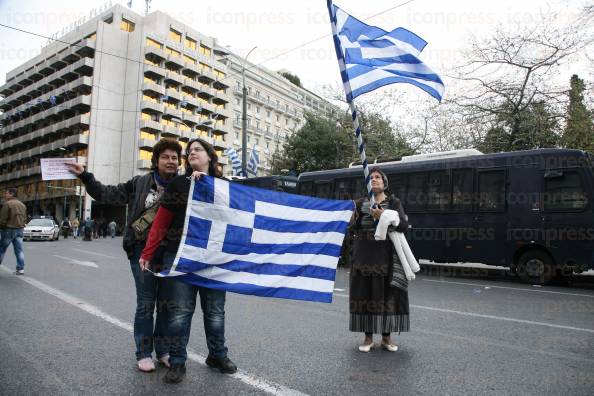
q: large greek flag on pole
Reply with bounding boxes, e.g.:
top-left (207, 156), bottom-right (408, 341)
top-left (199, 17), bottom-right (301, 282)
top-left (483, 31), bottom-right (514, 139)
top-left (331, 2), bottom-right (444, 101)
top-left (164, 176), bottom-right (354, 303)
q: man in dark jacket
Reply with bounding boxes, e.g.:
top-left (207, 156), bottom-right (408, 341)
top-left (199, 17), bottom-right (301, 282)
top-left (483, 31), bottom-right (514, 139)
top-left (0, 188), bottom-right (27, 275)
top-left (67, 138), bottom-right (182, 372)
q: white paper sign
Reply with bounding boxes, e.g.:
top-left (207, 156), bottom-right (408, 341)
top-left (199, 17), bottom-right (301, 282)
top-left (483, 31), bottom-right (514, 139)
top-left (40, 158), bottom-right (78, 181)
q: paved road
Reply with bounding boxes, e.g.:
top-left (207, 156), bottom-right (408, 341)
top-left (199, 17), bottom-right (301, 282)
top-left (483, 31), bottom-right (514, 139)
top-left (1, 237), bottom-right (593, 395)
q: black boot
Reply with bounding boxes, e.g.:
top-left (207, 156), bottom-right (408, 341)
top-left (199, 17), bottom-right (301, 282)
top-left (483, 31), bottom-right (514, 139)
top-left (164, 363), bottom-right (186, 383)
top-left (205, 355), bottom-right (237, 374)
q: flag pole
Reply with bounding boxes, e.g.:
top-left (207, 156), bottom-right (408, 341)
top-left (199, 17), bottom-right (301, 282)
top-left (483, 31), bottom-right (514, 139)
top-left (327, 0), bottom-right (375, 206)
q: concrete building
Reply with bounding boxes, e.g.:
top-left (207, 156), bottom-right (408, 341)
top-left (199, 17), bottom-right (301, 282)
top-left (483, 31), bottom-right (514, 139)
top-left (225, 56), bottom-right (340, 176)
top-left (0, 4), bottom-right (231, 222)
top-left (0, 4), bottom-right (338, 222)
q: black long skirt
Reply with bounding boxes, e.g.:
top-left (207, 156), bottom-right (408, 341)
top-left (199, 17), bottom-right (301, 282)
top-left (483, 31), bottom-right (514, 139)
top-left (349, 238), bottom-right (410, 334)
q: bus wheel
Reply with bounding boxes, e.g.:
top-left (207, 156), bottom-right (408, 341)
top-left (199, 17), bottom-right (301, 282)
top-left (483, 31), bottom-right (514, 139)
top-left (516, 250), bottom-right (555, 285)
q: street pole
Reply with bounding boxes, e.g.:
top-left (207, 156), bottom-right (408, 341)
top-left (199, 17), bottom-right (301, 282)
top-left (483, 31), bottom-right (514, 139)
top-left (242, 46), bottom-right (257, 178)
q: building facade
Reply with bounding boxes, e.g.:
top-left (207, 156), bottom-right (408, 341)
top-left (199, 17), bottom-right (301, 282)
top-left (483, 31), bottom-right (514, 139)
top-left (225, 56), bottom-right (340, 176)
top-left (0, 4), bottom-right (338, 222)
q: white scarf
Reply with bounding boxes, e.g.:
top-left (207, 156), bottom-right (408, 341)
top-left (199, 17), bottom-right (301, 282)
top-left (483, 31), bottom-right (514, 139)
top-left (374, 209), bottom-right (420, 280)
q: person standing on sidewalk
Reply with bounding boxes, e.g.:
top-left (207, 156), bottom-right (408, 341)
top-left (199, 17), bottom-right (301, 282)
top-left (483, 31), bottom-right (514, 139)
top-left (0, 188), bottom-right (27, 275)
top-left (67, 138), bottom-right (182, 373)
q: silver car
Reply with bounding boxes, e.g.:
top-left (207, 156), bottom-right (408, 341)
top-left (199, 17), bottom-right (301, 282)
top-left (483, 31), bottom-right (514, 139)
top-left (23, 218), bottom-right (60, 241)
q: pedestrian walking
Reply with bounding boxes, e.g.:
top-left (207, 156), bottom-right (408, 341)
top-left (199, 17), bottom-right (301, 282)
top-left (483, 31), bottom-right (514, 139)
top-left (108, 220), bottom-right (117, 238)
top-left (68, 138), bottom-right (182, 373)
top-left (61, 218), bottom-right (71, 239)
top-left (349, 167), bottom-right (409, 353)
top-left (140, 138), bottom-right (237, 383)
top-left (72, 218), bottom-right (80, 239)
top-left (0, 188), bottom-right (27, 275)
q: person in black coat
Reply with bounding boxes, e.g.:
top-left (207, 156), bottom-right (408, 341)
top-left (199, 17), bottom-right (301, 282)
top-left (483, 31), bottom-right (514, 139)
top-left (67, 138), bottom-right (182, 372)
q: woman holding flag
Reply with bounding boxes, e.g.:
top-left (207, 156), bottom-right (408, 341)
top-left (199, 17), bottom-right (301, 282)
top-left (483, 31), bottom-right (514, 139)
top-left (349, 167), bottom-right (410, 352)
top-left (139, 138), bottom-right (237, 383)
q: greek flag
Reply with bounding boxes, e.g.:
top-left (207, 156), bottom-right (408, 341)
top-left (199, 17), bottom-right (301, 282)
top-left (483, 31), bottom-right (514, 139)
top-left (163, 177), bottom-right (354, 303)
top-left (247, 145), bottom-right (259, 176)
top-left (330, 2), bottom-right (444, 101)
top-left (224, 147), bottom-right (242, 176)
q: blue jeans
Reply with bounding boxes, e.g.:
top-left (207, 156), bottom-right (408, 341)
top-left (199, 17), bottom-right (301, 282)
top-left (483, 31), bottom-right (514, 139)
top-left (129, 243), bottom-right (169, 360)
top-left (161, 251), bottom-right (228, 365)
top-left (0, 229), bottom-right (25, 271)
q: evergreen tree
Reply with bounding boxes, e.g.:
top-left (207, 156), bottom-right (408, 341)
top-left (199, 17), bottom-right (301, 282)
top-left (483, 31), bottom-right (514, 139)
top-left (562, 75), bottom-right (594, 152)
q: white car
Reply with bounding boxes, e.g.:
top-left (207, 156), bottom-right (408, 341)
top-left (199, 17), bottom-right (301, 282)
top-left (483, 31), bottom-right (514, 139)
top-left (23, 218), bottom-right (60, 241)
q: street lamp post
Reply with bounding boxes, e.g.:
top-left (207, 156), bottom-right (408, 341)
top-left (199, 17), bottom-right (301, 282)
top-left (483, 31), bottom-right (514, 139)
top-left (242, 46), bottom-right (257, 178)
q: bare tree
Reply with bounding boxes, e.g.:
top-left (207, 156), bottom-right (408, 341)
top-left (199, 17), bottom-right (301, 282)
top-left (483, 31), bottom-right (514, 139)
top-left (450, 7), bottom-right (594, 150)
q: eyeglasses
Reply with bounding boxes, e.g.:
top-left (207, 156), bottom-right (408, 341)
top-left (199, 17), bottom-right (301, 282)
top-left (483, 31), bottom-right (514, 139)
top-left (187, 146), bottom-right (206, 154)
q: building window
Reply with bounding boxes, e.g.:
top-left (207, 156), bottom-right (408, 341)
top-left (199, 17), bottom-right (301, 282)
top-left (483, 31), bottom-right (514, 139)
top-left (146, 38), bottom-right (163, 49)
top-left (85, 32), bottom-right (97, 41)
top-left (183, 54), bottom-right (196, 64)
top-left (185, 37), bottom-right (197, 50)
top-left (200, 45), bottom-right (212, 57)
top-left (103, 15), bottom-right (113, 24)
top-left (169, 29), bottom-right (182, 43)
top-left (139, 149), bottom-right (152, 160)
top-left (120, 18), bottom-right (135, 32)
top-left (166, 47), bottom-right (181, 58)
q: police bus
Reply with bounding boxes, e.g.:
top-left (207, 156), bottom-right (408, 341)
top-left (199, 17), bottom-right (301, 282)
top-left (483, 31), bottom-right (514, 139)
top-left (232, 175), bottom-right (299, 194)
top-left (298, 148), bottom-right (594, 285)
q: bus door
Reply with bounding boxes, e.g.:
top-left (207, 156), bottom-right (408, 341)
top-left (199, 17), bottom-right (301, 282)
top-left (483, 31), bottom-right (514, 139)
top-left (467, 168), bottom-right (508, 266)
top-left (542, 168), bottom-right (591, 270)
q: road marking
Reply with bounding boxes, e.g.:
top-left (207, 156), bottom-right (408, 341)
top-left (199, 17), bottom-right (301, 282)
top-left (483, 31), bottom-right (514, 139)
top-left (0, 267), bottom-right (308, 396)
top-left (71, 248), bottom-right (119, 259)
top-left (333, 293), bottom-right (594, 334)
top-left (422, 279), bottom-right (594, 299)
top-left (52, 255), bottom-right (98, 268)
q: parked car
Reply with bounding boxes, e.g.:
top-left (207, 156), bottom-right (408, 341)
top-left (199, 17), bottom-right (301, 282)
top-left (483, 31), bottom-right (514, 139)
top-left (23, 217), bottom-right (60, 241)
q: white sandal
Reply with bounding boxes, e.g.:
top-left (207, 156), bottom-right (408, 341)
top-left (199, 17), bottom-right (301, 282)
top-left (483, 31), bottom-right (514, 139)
top-left (358, 342), bottom-right (374, 353)
top-left (381, 342), bottom-right (398, 352)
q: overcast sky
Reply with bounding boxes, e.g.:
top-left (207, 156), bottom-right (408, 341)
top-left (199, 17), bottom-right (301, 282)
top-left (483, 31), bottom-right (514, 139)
top-left (0, 0), bottom-right (591, 103)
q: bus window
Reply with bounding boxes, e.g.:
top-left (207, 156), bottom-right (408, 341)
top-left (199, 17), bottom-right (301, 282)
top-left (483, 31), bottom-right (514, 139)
top-left (451, 169), bottom-right (473, 212)
top-left (478, 170), bottom-right (505, 212)
top-left (427, 171), bottom-right (450, 211)
top-left (334, 178), bottom-right (353, 200)
top-left (353, 177), bottom-right (366, 199)
top-left (314, 182), bottom-right (332, 199)
top-left (406, 172), bottom-right (428, 212)
top-left (299, 181), bottom-right (314, 196)
top-left (387, 174), bottom-right (406, 202)
top-left (544, 170), bottom-right (588, 211)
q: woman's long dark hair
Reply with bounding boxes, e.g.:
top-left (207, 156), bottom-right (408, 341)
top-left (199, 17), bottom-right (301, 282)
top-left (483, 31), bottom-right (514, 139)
top-left (184, 138), bottom-right (222, 177)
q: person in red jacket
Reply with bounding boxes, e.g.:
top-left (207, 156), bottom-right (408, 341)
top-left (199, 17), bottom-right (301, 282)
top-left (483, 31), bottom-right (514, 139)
top-left (139, 138), bottom-right (237, 384)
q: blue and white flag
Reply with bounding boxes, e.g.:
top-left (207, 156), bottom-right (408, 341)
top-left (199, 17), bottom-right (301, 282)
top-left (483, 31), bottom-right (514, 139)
top-left (161, 177), bottom-right (354, 303)
top-left (330, 2), bottom-right (444, 101)
top-left (224, 147), bottom-right (242, 176)
top-left (247, 145), bottom-right (259, 176)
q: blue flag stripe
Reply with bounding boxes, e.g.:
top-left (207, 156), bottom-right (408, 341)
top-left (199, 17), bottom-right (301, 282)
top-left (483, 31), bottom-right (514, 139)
top-left (173, 272), bottom-right (333, 303)
top-left (350, 74), bottom-right (443, 102)
top-left (226, 182), bottom-right (354, 212)
top-left (345, 58), bottom-right (443, 84)
top-left (254, 215), bottom-right (350, 234)
top-left (175, 257), bottom-right (337, 281)
top-left (182, 236), bottom-right (343, 256)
